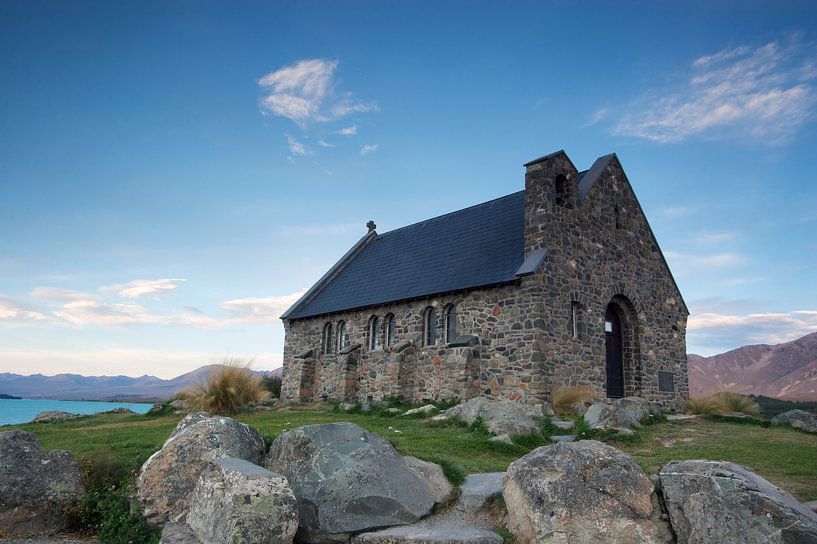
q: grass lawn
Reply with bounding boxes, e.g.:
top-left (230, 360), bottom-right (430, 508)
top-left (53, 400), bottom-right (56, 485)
top-left (4, 406), bottom-right (817, 501)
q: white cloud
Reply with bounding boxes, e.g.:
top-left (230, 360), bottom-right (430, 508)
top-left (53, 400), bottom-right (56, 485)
top-left (0, 348), bottom-right (283, 379)
top-left (360, 144), bottom-right (379, 156)
top-left (664, 251), bottom-right (746, 268)
top-left (258, 59), bottom-right (377, 126)
top-left (220, 289), bottom-right (307, 324)
top-left (317, 139), bottom-right (334, 148)
top-left (30, 287), bottom-right (95, 302)
top-left (658, 206), bottom-right (691, 219)
top-left (337, 125), bottom-right (358, 136)
top-left (0, 295), bottom-right (45, 322)
top-left (693, 231), bottom-right (738, 245)
top-left (613, 38), bottom-right (817, 144)
top-left (688, 309), bottom-right (817, 347)
top-left (286, 134), bottom-right (313, 156)
top-left (584, 107), bottom-right (609, 127)
top-left (103, 278), bottom-right (186, 299)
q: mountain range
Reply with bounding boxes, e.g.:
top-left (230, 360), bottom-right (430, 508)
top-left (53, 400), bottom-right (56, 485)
top-left (0, 365), bottom-right (283, 402)
top-left (688, 332), bottom-right (817, 401)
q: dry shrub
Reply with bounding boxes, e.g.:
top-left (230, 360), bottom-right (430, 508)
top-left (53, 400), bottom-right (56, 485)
top-left (552, 386), bottom-right (600, 415)
top-left (713, 391), bottom-right (760, 415)
top-left (685, 395), bottom-right (729, 415)
top-left (181, 359), bottom-right (270, 415)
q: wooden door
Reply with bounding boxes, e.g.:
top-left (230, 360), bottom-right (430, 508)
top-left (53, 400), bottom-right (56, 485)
top-left (605, 305), bottom-right (624, 398)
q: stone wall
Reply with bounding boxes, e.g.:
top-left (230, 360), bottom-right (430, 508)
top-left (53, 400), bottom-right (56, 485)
top-left (281, 151), bottom-right (689, 409)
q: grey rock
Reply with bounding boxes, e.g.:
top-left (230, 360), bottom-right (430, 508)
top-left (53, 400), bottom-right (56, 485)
top-left (266, 422), bottom-right (434, 543)
top-left (403, 404), bottom-right (437, 417)
top-left (29, 411), bottom-right (81, 424)
top-left (137, 412), bottom-right (266, 526)
top-left (665, 414), bottom-right (696, 421)
top-left (437, 398), bottom-right (547, 437)
top-left (353, 523), bottom-right (503, 544)
top-left (160, 522), bottom-right (201, 544)
top-left (772, 409), bottom-right (817, 433)
top-left (504, 440), bottom-right (671, 543)
top-left (186, 457), bottom-right (298, 544)
top-left (456, 473), bottom-right (505, 513)
top-left (550, 418), bottom-right (573, 430)
top-left (488, 434), bottom-right (512, 444)
top-left (101, 407), bottom-right (136, 414)
top-left (660, 460), bottom-right (817, 544)
top-left (338, 402), bottom-right (356, 411)
top-left (584, 396), bottom-right (653, 430)
top-left (549, 434), bottom-right (575, 442)
top-left (0, 430), bottom-right (86, 537)
top-left (404, 456), bottom-right (454, 505)
top-left (804, 500), bottom-right (817, 514)
top-left (385, 408), bottom-right (402, 414)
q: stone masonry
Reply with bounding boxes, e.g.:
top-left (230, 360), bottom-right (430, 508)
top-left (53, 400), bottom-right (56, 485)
top-left (280, 151), bottom-right (689, 409)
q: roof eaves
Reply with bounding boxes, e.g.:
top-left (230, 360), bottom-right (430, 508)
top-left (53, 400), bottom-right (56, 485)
top-left (280, 230), bottom-right (377, 320)
top-left (515, 249), bottom-right (549, 277)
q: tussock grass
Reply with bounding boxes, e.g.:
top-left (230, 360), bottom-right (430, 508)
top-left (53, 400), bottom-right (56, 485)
top-left (552, 386), bottom-right (600, 415)
top-left (180, 359), bottom-right (270, 415)
top-left (713, 391), bottom-right (761, 415)
top-left (685, 395), bottom-right (730, 415)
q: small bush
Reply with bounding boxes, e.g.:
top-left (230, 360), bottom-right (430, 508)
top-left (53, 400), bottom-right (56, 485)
top-left (485, 439), bottom-right (529, 456)
top-left (572, 416), bottom-right (597, 440)
top-left (685, 395), bottom-right (730, 415)
top-left (427, 456), bottom-right (466, 486)
top-left (468, 416), bottom-right (491, 436)
top-left (539, 414), bottom-right (557, 437)
top-left (640, 410), bottom-right (667, 426)
top-left (552, 386), bottom-right (600, 415)
top-left (511, 432), bottom-right (550, 449)
top-left (261, 374), bottom-right (282, 398)
top-left (494, 528), bottom-right (517, 544)
top-left (82, 483), bottom-right (159, 544)
top-left (141, 402), bottom-right (174, 418)
top-left (180, 359), bottom-right (270, 415)
top-left (713, 392), bottom-right (760, 416)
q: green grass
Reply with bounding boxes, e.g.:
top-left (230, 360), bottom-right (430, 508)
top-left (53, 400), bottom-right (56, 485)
top-left (4, 403), bottom-right (817, 505)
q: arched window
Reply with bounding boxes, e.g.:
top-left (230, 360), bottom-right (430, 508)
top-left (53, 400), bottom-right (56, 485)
top-left (444, 304), bottom-right (457, 343)
top-left (322, 322), bottom-right (333, 354)
top-left (424, 307), bottom-right (438, 346)
top-left (337, 321), bottom-right (349, 352)
top-left (384, 313), bottom-right (396, 347)
top-left (555, 174), bottom-right (568, 207)
top-left (368, 316), bottom-right (381, 351)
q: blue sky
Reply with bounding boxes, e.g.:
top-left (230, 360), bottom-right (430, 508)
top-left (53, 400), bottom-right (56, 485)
top-left (1, 1), bottom-right (816, 378)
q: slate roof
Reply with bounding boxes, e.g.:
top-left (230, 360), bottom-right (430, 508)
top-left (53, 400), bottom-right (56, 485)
top-left (283, 191), bottom-right (528, 320)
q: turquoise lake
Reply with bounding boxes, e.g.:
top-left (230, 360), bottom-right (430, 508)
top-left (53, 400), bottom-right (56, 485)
top-left (0, 398), bottom-right (152, 426)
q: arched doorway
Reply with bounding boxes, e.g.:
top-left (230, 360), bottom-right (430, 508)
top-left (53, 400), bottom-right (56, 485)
top-left (605, 304), bottom-right (624, 398)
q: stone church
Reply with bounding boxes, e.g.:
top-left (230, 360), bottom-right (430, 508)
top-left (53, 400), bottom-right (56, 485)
top-left (280, 150), bottom-right (689, 408)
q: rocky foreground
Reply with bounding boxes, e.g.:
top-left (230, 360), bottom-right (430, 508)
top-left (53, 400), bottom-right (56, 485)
top-left (2, 397), bottom-right (817, 543)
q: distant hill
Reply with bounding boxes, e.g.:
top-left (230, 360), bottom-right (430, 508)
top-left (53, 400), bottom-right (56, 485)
top-left (688, 332), bottom-right (817, 401)
top-left (0, 365), bottom-right (283, 402)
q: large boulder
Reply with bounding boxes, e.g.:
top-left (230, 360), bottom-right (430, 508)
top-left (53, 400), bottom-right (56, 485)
top-left (137, 412), bottom-right (266, 526)
top-left (266, 422), bottom-right (435, 543)
top-left (185, 457), bottom-right (298, 544)
top-left (0, 430), bottom-right (86, 537)
top-left (504, 440), bottom-right (671, 544)
top-left (30, 410), bottom-right (81, 424)
top-left (456, 473), bottom-right (505, 513)
top-left (434, 398), bottom-right (551, 436)
top-left (583, 397), bottom-right (654, 430)
top-left (660, 460), bottom-right (817, 543)
top-left (772, 409), bottom-right (817, 433)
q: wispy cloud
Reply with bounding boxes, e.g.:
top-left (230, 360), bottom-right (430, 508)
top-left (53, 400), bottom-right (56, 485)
top-left (693, 231), bottom-right (738, 245)
top-left (337, 125), bottom-right (358, 136)
top-left (220, 289), bottom-right (307, 324)
top-left (612, 38), bottom-right (817, 144)
top-left (317, 139), bottom-right (334, 148)
top-left (360, 144), bottom-right (379, 156)
top-left (584, 107), bottom-right (609, 127)
top-left (657, 206), bottom-right (691, 219)
top-left (688, 309), bottom-right (817, 348)
top-left (258, 59), bottom-right (377, 126)
top-left (286, 134), bottom-right (313, 156)
top-left (665, 251), bottom-right (746, 268)
top-left (102, 278), bottom-right (186, 299)
top-left (0, 295), bottom-right (45, 322)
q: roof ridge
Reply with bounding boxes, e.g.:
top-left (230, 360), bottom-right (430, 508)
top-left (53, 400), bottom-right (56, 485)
top-left (377, 190), bottom-right (524, 239)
